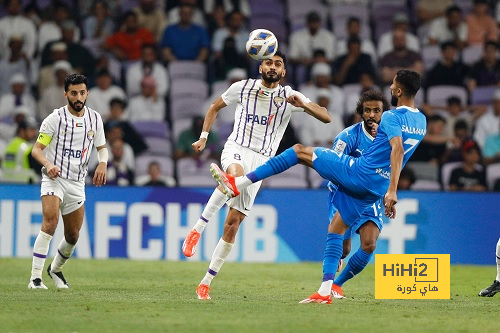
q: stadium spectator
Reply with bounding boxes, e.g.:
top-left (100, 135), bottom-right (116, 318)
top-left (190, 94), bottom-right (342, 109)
top-left (426, 5), bottom-right (467, 49)
top-left (205, 3), bottom-right (226, 38)
top-left (416, 0), bottom-right (453, 26)
top-left (105, 138), bottom-right (135, 186)
top-left (2, 117), bottom-right (39, 183)
top-left (289, 11), bottom-right (336, 66)
top-left (38, 42), bottom-right (69, 94)
top-left (474, 89), bottom-right (500, 150)
top-left (0, 0), bottom-right (37, 59)
top-left (139, 160), bottom-right (176, 187)
top-left (443, 119), bottom-right (471, 164)
top-left (203, 0), bottom-right (250, 19)
top-left (411, 114), bottom-right (456, 165)
top-left (424, 41), bottom-right (469, 88)
top-left (335, 16), bottom-right (377, 65)
top-left (0, 74), bottom-right (36, 120)
top-left (133, 0), bottom-right (168, 42)
top-left (297, 89), bottom-right (344, 148)
top-left (333, 36), bottom-right (376, 86)
top-left (379, 29), bottom-right (423, 85)
top-left (448, 139), bottom-right (487, 191)
top-left (41, 20), bottom-right (96, 80)
top-left (82, 0), bottom-right (115, 40)
top-left (86, 69), bottom-right (127, 122)
top-left (211, 10), bottom-right (249, 80)
top-left (175, 115), bottom-right (221, 161)
top-left (38, 61), bottom-right (73, 120)
top-left (398, 166), bottom-right (416, 190)
top-left (127, 76), bottom-right (166, 122)
top-left (482, 130), bottom-right (500, 165)
top-left (167, 0), bottom-right (206, 27)
top-left (377, 13), bottom-right (420, 58)
top-left (161, 4), bottom-right (210, 63)
top-left (0, 35), bottom-right (30, 95)
top-left (465, 0), bottom-right (498, 46)
top-left (37, 2), bottom-right (80, 54)
top-left (126, 44), bottom-right (169, 98)
top-left (104, 98), bottom-right (148, 156)
top-left (103, 11), bottom-right (156, 61)
top-left (466, 41), bottom-right (500, 92)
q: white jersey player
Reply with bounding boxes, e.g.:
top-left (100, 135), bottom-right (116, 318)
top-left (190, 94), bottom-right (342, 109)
top-left (182, 51), bottom-right (332, 300)
top-left (28, 74), bottom-right (108, 289)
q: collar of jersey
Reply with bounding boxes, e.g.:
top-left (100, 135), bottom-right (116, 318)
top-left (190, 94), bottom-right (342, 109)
top-left (258, 80), bottom-right (280, 92)
top-left (396, 105), bottom-right (419, 113)
top-left (361, 122), bottom-right (375, 141)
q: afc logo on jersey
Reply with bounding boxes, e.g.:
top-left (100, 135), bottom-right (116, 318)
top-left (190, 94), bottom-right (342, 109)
top-left (63, 147), bottom-right (87, 158)
top-left (246, 114), bottom-right (275, 125)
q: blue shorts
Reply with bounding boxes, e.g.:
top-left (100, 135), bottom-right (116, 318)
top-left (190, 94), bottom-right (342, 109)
top-left (313, 147), bottom-right (380, 226)
top-left (328, 189), bottom-right (384, 240)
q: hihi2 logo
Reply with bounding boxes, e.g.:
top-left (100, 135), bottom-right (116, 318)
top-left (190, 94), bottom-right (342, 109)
top-left (375, 254), bottom-right (450, 299)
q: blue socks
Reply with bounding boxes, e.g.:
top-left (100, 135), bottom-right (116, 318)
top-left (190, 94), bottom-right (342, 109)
top-left (247, 147), bottom-right (298, 183)
top-left (322, 233), bottom-right (344, 281)
top-left (334, 248), bottom-right (372, 286)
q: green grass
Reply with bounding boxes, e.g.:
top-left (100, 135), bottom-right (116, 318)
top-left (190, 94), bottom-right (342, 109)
top-left (0, 259), bottom-right (498, 333)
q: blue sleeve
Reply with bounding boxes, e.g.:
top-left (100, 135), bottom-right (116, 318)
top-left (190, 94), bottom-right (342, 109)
top-left (160, 26), bottom-right (173, 48)
top-left (380, 111), bottom-right (402, 141)
top-left (199, 26), bottom-right (210, 48)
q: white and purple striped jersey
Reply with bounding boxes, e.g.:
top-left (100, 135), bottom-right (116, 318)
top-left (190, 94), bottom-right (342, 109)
top-left (221, 79), bottom-right (310, 157)
top-left (38, 105), bottom-right (106, 181)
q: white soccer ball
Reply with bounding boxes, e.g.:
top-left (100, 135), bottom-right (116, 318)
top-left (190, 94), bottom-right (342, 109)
top-left (245, 29), bottom-right (278, 61)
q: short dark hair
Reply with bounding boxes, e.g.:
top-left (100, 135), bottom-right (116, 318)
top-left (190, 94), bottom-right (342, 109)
top-left (454, 119), bottom-right (468, 131)
top-left (395, 69), bottom-right (420, 97)
top-left (356, 89), bottom-right (391, 115)
top-left (109, 97), bottom-right (127, 109)
top-left (484, 40), bottom-right (498, 50)
top-left (440, 40), bottom-right (457, 51)
top-left (347, 16), bottom-right (360, 26)
top-left (428, 114), bottom-right (446, 123)
top-left (447, 96), bottom-right (462, 105)
top-left (445, 5), bottom-right (462, 16)
top-left (64, 74), bottom-right (88, 92)
top-left (347, 36), bottom-right (361, 47)
top-left (269, 50), bottom-right (287, 67)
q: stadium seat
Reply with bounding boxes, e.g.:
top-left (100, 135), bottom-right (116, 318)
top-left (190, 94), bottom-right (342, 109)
top-left (171, 117), bottom-right (193, 144)
top-left (410, 179), bottom-right (441, 191)
top-left (287, 0), bottom-right (329, 32)
top-left (249, 17), bottom-right (287, 45)
top-left (170, 79), bottom-right (208, 120)
top-left (426, 85), bottom-right (468, 106)
top-left (371, 0), bottom-right (408, 41)
top-left (486, 163), bottom-right (500, 190)
top-left (264, 164), bottom-right (309, 188)
top-left (461, 45), bottom-right (483, 66)
top-left (331, 3), bottom-right (371, 40)
top-left (168, 61), bottom-right (207, 81)
top-left (406, 161), bottom-right (439, 182)
top-left (143, 137), bottom-right (172, 157)
top-left (132, 121), bottom-right (169, 139)
top-left (176, 157), bottom-right (218, 187)
top-left (421, 45), bottom-right (441, 70)
top-left (470, 86), bottom-right (497, 105)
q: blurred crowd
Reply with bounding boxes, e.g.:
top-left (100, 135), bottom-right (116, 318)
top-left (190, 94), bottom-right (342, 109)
top-left (0, 0), bottom-right (499, 191)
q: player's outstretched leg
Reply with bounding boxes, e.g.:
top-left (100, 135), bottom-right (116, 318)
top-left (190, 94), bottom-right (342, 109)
top-left (182, 189), bottom-right (228, 257)
top-left (210, 147), bottom-right (299, 198)
top-left (196, 238), bottom-right (233, 300)
top-left (29, 231), bottom-right (52, 289)
top-left (332, 248), bottom-right (372, 298)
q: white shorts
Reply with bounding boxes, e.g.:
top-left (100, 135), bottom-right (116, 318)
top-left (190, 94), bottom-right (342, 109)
top-left (221, 140), bottom-right (269, 216)
top-left (40, 175), bottom-right (85, 215)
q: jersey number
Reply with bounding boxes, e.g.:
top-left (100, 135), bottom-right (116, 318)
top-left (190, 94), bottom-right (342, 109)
top-left (403, 138), bottom-right (419, 155)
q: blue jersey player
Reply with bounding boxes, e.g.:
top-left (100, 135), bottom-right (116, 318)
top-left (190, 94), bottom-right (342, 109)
top-left (210, 69), bottom-right (427, 304)
top-left (328, 90), bottom-right (390, 299)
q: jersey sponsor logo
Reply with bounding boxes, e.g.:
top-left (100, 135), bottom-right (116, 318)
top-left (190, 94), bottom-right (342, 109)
top-left (63, 148), bottom-right (86, 158)
top-left (376, 168), bottom-right (391, 179)
top-left (273, 96), bottom-right (285, 108)
top-left (246, 114), bottom-right (274, 125)
top-left (87, 129), bottom-right (95, 141)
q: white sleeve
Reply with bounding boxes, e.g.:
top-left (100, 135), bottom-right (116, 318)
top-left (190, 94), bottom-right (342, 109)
top-left (288, 88), bottom-right (311, 113)
top-left (39, 113), bottom-right (57, 137)
top-left (94, 113), bottom-right (106, 147)
top-left (221, 80), bottom-right (245, 106)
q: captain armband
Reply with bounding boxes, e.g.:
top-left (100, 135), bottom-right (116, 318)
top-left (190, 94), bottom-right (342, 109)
top-left (36, 133), bottom-right (52, 146)
top-left (98, 148), bottom-right (108, 165)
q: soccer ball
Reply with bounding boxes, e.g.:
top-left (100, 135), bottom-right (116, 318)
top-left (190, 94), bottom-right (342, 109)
top-left (245, 29), bottom-right (278, 61)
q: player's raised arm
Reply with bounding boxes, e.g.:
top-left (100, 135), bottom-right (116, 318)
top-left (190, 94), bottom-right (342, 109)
top-left (286, 95), bottom-right (332, 123)
top-left (192, 96), bottom-right (227, 153)
top-left (384, 136), bottom-right (404, 218)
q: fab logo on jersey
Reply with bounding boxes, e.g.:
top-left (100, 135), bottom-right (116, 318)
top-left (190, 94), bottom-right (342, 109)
top-left (246, 114), bottom-right (275, 125)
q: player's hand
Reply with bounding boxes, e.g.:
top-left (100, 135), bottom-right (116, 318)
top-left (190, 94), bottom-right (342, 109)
top-left (286, 95), bottom-right (305, 108)
top-left (370, 123), bottom-right (379, 137)
top-left (93, 162), bottom-right (107, 186)
top-left (46, 164), bottom-right (61, 179)
top-left (192, 139), bottom-right (207, 153)
top-left (384, 190), bottom-right (398, 219)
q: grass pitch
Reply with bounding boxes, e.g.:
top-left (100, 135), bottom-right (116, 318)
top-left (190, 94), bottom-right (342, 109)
top-left (0, 259), bottom-right (498, 333)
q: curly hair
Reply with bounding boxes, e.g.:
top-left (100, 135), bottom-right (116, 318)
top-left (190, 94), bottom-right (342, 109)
top-left (355, 89), bottom-right (391, 115)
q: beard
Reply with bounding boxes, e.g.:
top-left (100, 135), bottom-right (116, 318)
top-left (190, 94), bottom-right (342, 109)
top-left (391, 94), bottom-right (399, 107)
top-left (68, 98), bottom-right (86, 112)
top-left (261, 71), bottom-right (282, 84)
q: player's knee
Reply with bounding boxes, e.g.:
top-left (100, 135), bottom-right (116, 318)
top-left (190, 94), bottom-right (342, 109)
top-left (361, 241), bottom-right (376, 254)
